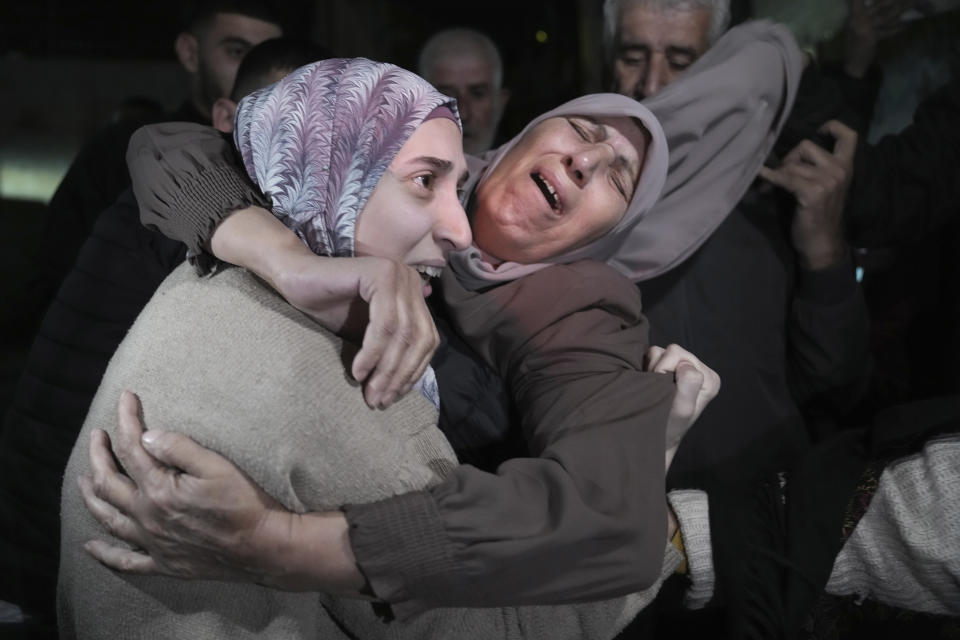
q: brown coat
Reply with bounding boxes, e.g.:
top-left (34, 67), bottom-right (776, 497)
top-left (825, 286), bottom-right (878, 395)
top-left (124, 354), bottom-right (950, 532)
top-left (341, 261), bottom-right (678, 616)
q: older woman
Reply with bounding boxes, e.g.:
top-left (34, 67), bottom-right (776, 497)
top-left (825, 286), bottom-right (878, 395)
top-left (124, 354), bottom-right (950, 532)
top-left (72, 21), bottom-right (802, 638)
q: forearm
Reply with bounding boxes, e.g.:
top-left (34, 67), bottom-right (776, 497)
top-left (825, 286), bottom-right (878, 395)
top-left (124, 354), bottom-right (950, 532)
top-left (794, 232), bottom-right (847, 272)
top-left (347, 450), bottom-right (670, 617)
top-left (788, 254), bottom-right (871, 405)
top-left (208, 204), bottom-right (309, 293)
top-left (210, 206), bottom-right (401, 342)
top-left (256, 509), bottom-right (369, 597)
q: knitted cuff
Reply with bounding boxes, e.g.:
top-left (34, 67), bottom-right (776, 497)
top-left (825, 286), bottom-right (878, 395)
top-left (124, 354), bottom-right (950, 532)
top-left (667, 489), bottom-right (714, 609)
top-left (166, 163), bottom-right (272, 275)
top-left (344, 491), bottom-right (457, 620)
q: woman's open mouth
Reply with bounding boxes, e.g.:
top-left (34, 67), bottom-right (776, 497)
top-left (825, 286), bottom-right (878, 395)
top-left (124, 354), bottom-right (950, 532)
top-left (413, 264), bottom-right (443, 283)
top-left (531, 172), bottom-right (560, 210)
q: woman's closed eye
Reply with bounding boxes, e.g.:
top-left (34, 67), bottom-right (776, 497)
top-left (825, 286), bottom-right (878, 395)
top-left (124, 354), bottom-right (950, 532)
top-left (611, 173), bottom-right (627, 200)
top-left (567, 118), bottom-right (605, 143)
top-left (569, 118), bottom-right (590, 141)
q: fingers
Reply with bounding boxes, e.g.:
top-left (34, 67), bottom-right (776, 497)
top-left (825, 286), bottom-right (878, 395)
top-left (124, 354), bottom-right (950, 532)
top-left (353, 263), bottom-right (439, 408)
top-left (781, 139), bottom-right (833, 168)
top-left (773, 122), bottom-right (857, 171)
top-left (79, 475), bottom-right (143, 547)
top-left (88, 428), bottom-right (137, 509)
top-left (691, 360), bottom-right (721, 407)
top-left (647, 343), bottom-right (705, 375)
top-left (670, 361), bottom-right (705, 423)
top-left (113, 391), bottom-right (165, 484)
top-left (140, 430), bottom-right (231, 479)
top-left (647, 343), bottom-right (721, 406)
top-left (645, 345), bottom-right (666, 372)
top-left (358, 306), bottom-right (436, 408)
top-left (819, 120), bottom-right (858, 167)
top-left (84, 539), bottom-right (161, 575)
top-left (762, 123), bottom-right (856, 203)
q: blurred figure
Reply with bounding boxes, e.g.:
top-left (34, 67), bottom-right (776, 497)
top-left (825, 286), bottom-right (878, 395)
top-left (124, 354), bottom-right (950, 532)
top-left (210, 36), bottom-right (333, 133)
top-left (604, 8), bottom-right (873, 634)
top-left (604, 0), bottom-right (869, 476)
top-left (173, 1), bottom-right (285, 122)
top-left (4, 0), bottom-right (283, 347)
top-left (417, 28), bottom-right (510, 155)
top-left (0, 36), bottom-right (324, 638)
top-left (835, 3), bottom-right (960, 407)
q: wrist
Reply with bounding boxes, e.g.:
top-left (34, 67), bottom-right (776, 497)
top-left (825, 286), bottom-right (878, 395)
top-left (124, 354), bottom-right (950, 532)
top-left (843, 33), bottom-right (876, 79)
top-left (209, 205), bottom-right (310, 287)
top-left (257, 509), bottom-right (366, 595)
top-left (798, 241), bottom-right (847, 271)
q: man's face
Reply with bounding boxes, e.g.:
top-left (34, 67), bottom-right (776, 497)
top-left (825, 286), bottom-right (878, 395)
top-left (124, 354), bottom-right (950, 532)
top-left (427, 51), bottom-right (507, 156)
top-left (611, 3), bottom-right (711, 100)
top-left (194, 13), bottom-right (282, 113)
top-left (471, 115), bottom-right (649, 264)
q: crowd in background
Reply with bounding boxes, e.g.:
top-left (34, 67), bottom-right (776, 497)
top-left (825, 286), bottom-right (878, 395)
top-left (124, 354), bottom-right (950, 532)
top-left (0, 0), bottom-right (958, 638)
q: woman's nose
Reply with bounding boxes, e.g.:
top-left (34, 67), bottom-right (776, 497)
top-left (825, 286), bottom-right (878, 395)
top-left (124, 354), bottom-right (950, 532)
top-left (564, 143), bottom-right (614, 187)
top-left (436, 199), bottom-right (472, 251)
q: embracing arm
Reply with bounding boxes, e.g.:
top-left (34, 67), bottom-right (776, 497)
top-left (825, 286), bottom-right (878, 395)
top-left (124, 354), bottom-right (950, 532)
top-left (82, 392), bottom-right (367, 597)
top-left (84, 263), bottom-right (683, 617)
top-left (342, 262), bottom-right (678, 616)
top-left (126, 122), bottom-right (437, 408)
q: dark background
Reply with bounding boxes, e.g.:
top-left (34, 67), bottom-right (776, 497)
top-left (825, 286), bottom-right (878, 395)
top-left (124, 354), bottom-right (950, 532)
top-left (0, 0), bottom-right (614, 411)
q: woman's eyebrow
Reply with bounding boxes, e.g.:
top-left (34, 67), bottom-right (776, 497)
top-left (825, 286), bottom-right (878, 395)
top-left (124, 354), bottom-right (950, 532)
top-left (578, 116), bottom-right (607, 141)
top-left (409, 156), bottom-right (454, 174)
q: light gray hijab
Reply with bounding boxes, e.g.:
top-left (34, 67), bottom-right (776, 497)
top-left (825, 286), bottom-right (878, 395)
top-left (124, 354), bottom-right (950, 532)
top-left (451, 20), bottom-right (803, 289)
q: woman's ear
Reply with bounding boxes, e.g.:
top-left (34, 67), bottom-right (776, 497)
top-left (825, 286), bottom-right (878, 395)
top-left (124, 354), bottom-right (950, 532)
top-left (175, 32), bottom-right (200, 74)
top-left (212, 98), bottom-right (238, 133)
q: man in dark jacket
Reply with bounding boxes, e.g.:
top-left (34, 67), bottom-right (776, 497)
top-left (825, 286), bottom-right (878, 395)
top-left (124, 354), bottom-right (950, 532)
top-left (4, 1), bottom-right (283, 347)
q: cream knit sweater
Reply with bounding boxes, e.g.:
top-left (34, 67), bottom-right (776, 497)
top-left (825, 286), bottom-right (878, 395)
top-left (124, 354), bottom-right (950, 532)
top-left (58, 263), bottom-right (678, 640)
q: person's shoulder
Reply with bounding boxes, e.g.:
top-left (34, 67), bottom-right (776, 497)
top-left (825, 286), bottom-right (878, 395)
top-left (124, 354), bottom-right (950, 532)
top-left (531, 260), bottom-right (639, 298)
top-left (504, 261), bottom-right (644, 325)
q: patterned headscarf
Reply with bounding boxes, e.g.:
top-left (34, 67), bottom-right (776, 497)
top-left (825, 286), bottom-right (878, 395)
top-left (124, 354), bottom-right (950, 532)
top-left (233, 58), bottom-right (460, 409)
top-left (233, 57), bottom-right (460, 257)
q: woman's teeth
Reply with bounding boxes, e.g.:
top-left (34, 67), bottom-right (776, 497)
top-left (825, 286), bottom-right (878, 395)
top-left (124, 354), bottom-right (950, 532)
top-left (532, 172), bottom-right (560, 209)
top-left (414, 265), bottom-right (443, 281)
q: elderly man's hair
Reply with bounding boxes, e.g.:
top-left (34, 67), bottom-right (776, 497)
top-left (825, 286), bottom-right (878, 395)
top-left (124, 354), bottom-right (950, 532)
top-left (602, 0), bottom-right (731, 58)
top-left (417, 28), bottom-right (505, 89)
